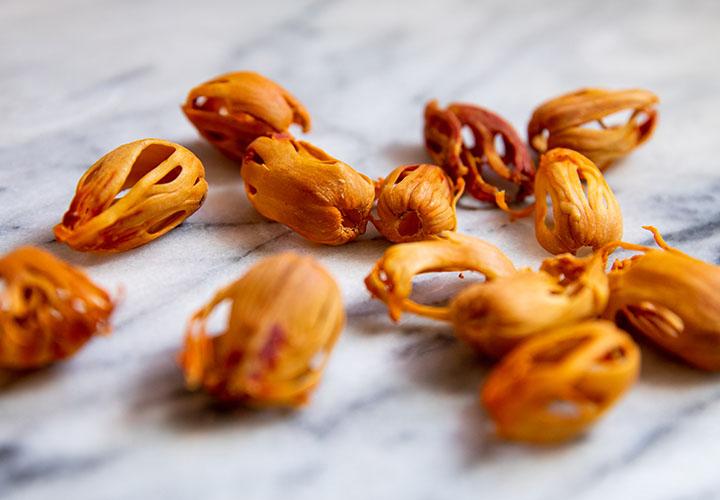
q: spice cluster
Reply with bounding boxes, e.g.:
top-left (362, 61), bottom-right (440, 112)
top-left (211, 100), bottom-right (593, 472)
top-left (2, 71), bottom-right (717, 445)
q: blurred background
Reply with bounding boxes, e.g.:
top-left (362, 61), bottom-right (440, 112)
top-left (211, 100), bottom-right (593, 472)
top-left (1, 1), bottom-right (720, 499)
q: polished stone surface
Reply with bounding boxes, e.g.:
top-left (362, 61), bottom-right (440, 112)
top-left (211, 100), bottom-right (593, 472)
top-left (1, 0), bottom-right (720, 499)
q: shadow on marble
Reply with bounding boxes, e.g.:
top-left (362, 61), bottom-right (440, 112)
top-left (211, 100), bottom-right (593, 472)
top-left (635, 339), bottom-right (720, 389)
top-left (0, 365), bottom-right (62, 394)
top-left (601, 314), bottom-right (718, 388)
top-left (0, 226), bottom-right (68, 257)
top-left (162, 391), bottom-right (295, 433)
top-left (456, 198), bottom-right (503, 211)
top-left (350, 308), bottom-right (454, 337)
top-left (455, 400), bottom-right (506, 465)
top-left (178, 139), bottom-right (336, 253)
top-left (180, 139), bottom-right (241, 183)
top-left (395, 330), bottom-right (488, 395)
top-left (350, 271), bottom-right (488, 338)
top-left (189, 187), bottom-right (270, 234)
top-left (127, 354), bottom-right (294, 432)
top-left (174, 138), bottom-right (263, 228)
top-left (381, 141), bottom-right (431, 167)
top-left (455, 398), bottom-right (586, 467)
top-left (345, 302), bottom-right (395, 326)
top-left (43, 240), bottom-right (128, 268)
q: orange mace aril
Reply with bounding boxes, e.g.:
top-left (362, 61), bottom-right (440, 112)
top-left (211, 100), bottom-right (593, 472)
top-left (0, 246), bottom-right (114, 369)
top-left (182, 71), bottom-right (311, 162)
top-left (481, 320), bottom-right (640, 443)
top-left (424, 100), bottom-right (535, 210)
top-left (528, 87), bottom-right (659, 170)
top-left (179, 252), bottom-right (344, 407)
top-left (603, 226), bottom-right (720, 371)
top-left (373, 164), bottom-right (463, 243)
top-left (534, 148), bottom-right (623, 255)
top-left (54, 138), bottom-right (208, 252)
top-left (242, 135), bottom-right (375, 246)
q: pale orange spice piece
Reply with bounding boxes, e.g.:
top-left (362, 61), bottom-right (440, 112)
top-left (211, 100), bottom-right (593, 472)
top-left (179, 252), bottom-right (344, 407)
top-left (0, 246), bottom-right (114, 369)
top-left (373, 164), bottom-right (463, 243)
top-left (528, 87), bottom-right (658, 170)
top-left (242, 135), bottom-right (375, 246)
top-left (364, 231), bottom-right (516, 322)
top-left (54, 138), bottom-right (208, 253)
top-left (534, 148), bottom-right (623, 255)
top-left (182, 71), bottom-right (311, 162)
top-left (603, 226), bottom-right (720, 371)
top-left (482, 320), bottom-right (640, 443)
top-left (365, 233), bottom-right (610, 358)
top-left (450, 250), bottom-right (610, 358)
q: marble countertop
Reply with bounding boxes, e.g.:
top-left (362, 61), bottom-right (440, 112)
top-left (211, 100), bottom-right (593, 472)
top-left (2, 0), bottom-right (720, 499)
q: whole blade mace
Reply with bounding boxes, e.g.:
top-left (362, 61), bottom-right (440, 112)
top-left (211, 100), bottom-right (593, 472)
top-left (424, 101), bottom-right (535, 211)
top-left (528, 88), bottom-right (659, 170)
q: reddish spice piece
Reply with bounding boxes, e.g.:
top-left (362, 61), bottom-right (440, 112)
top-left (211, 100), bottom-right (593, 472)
top-left (424, 100), bottom-right (535, 210)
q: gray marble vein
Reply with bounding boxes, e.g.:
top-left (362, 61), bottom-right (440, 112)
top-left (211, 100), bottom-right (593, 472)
top-left (1, 0), bottom-right (720, 499)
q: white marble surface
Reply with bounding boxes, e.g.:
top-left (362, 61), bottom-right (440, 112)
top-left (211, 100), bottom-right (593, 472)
top-left (2, 0), bottom-right (720, 499)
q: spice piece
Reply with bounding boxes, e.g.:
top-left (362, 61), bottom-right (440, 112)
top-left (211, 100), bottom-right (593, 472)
top-left (373, 164), bottom-right (463, 243)
top-left (182, 71), bottom-right (311, 162)
top-left (534, 148), bottom-right (622, 255)
top-left (364, 232), bottom-right (516, 321)
top-left (450, 250), bottom-right (609, 358)
top-left (54, 139), bottom-right (208, 253)
top-left (528, 88), bottom-right (659, 170)
top-left (179, 252), bottom-right (344, 407)
top-left (481, 320), bottom-right (640, 443)
top-left (424, 100), bottom-right (534, 209)
top-left (603, 226), bottom-right (720, 370)
top-left (242, 135), bottom-right (375, 245)
top-left (0, 247), bottom-right (114, 369)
